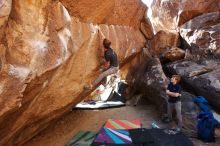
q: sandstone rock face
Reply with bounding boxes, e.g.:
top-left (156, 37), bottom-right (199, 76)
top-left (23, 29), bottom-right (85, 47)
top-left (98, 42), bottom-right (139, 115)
top-left (180, 12), bottom-right (220, 58)
top-left (147, 0), bottom-right (220, 113)
top-left (164, 60), bottom-right (220, 110)
top-left (0, 0), bottom-right (147, 145)
top-left (181, 91), bottom-right (197, 114)
top-left (1, 0), bottom-right (218, 145)
top-left (149, 0), bottom-right (220, 33)
top-left (60, 0), bottom-right (147, 28)
top-left (0, 0), bottom-right (12, 27)
top-left (147, 0), bottom-right (220, 62)
top-left (120, 48), bottom-right (169, 115)
top-left (140, 15), bottom-right (154, 39)
top-left (163, 47), bottom-right (185, 62)
top-left (0, 0), bottom-right (12, 40)
top-left (149, 30), bottom-right (180, 56)
top-left (181, 91), bottom-right (197, 126)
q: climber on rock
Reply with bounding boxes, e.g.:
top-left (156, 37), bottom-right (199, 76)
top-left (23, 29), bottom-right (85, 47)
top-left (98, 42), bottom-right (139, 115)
top-left (84, 38), bottom-right (119, 90)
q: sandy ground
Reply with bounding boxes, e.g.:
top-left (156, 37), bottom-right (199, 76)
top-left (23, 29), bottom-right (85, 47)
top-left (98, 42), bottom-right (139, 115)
top-left (24, 101), bottom-right (219, 146)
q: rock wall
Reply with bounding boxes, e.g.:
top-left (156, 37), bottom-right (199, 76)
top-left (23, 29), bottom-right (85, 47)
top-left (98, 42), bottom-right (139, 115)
top-left (146, 0), bottom-right (220, 111)
top-left (60, 0), bottom-right (146, 28)
top-left (149, 30), bottom-right (180, 56)
top-left (148, 0), bottom-right (220, 59)
top-left (124, 0), bottom-right (220, 114)
top-left (120, 48), bottom-right (169, 115)
top-left (149, 0), bottom-right (220, 33)
top-left (180, 12), bottom-right (220, 58)
top-left (0, 0), bottom-right (149, 145)
top-left (0, 0), bottom-right (12, 34)
top-left (164, 60), bottom-right (220, 110)
top-left (0, 0), bottom-right (219, 145)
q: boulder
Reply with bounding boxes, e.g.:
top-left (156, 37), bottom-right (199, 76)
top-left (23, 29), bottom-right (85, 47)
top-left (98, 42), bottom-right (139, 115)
top-left (149, 0), bottom-right (220, 33)
top-left (0, 0), bottom-right (12, 40)
top-left (0, 0), bottom-right (12, 27)
top-left (181, 91), bottom-right (197, 114)
top-left (60, 0), bottom-right (147, 28)
top-left (180, 12), bottom-right (220, 59)
top-left (140, 15), bottom-right (154, 39)
top-left (121, 48), bottom-right (169, 115)
top-left (149, 30), bottom-right (180, 56)
top-left (181, 91), bottom-right (198, 131)
top-left (164, 60), bottom-right (220, 110)
top-left (163, 47), bottom-right (185, 62)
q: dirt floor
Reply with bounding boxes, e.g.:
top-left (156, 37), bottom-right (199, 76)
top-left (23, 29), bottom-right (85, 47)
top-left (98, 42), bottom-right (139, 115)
top-left (24, 100), bottom-right (219, 146)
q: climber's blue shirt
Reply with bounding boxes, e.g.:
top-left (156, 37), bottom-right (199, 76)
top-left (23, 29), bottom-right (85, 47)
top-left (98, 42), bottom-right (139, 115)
top-left (167, 82), bottom-right (181, 103)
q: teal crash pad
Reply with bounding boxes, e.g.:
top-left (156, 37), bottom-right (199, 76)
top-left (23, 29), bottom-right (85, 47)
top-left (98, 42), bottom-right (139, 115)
top-left (66, 131), bottom-right (97, 146)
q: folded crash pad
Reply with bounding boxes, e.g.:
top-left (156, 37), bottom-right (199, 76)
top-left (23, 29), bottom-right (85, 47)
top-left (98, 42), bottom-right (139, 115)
top-left (66, 131), bottom-right (97, 146)
top-left (104, 119), bottom-right (141, 129)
